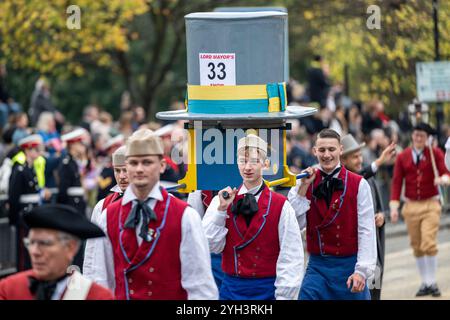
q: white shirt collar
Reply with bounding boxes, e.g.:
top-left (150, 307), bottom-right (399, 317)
top-left (238, 181), bottom-right (264, 196)
top-left (110, 185), bottom-right (122, 193)
top-left (318, 163), bottom-right (342, 177)
top-left (122, 181), bottom-right (163, 205)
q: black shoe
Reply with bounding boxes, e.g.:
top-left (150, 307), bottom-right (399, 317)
top-left (429, 284), bottom-right (441, 297)
top-left (415, 284), bottom-right (430, 297)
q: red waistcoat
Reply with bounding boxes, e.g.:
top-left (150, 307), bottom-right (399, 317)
top-left (222, 185), bottom-right (285, 278)
top-left (305, 166), bottom-right (361, 256)
top-left (102, 192), bottom-right (121, 211)
top-left (391, 147), bottom-right (449, 201)
top-left (106, 188), bottom-right (188, 300)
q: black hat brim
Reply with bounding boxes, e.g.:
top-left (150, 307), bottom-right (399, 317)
top-left (24, 204), bottom-right (105, 239)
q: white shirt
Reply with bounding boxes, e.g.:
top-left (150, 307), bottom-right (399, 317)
top-left (445, 137), bottom-right (450, 172)
top-left (202, 183), bottom-right (304, 300)
top-left (83, 185), bottom-right (122, 286)
top-left (85, 182), bottom-right (219, 300)
top-left (287, 164), bottom-right (377, 280)
top-left (187, 190), bottom-right (206, 218)
top-left (52, 277), bottom-right (70, 300)
top-left (412, 147), bottom-right (425, 165)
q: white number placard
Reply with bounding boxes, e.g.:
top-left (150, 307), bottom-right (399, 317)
top-left (199, 53), bottom-right (236, 86)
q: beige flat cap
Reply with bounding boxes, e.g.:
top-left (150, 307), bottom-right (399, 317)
top-left (125, 129), bottom-right (164, 157)
top-left (237, 134), bottom-right (267, 154)
top-left (112, 145), bottom-right (127, 166)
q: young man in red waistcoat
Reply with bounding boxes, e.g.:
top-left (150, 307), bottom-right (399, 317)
top-left (203, 134), bottom-right (304, 300)
top-left (83, 145), bottom-right (129, 288)
top-left (390, 123), bottom-right (450, 297)
top-left (0, 204), bottom-right (113, 300)
top-left (92, 129), bottom-right (218, 300)
top-left (288, 129), bottom-right (376, 300)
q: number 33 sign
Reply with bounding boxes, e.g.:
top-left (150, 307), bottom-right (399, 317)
top-left (199, 53), bottom-right (236, 86)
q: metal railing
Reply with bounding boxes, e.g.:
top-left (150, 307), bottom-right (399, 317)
top-left (0, 217), bottom-right (16, 278)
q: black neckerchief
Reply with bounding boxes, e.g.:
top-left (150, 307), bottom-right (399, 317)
top-left (313, 167), bottom-right (344, 208)
top-left (231, 183), bottom-right (266, 226)
top-left (28, 274), bottom-right (67, 300)
top-left (124, 198), bottom-right (158, 242)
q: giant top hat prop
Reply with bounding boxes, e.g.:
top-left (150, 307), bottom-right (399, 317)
top-left (157, 11), bottom-right (316, 192)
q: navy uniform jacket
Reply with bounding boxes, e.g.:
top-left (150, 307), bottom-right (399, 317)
top-left (57, 154), bottom-right (86, 215)
top-left (8, 162), bottom-right (40, 226)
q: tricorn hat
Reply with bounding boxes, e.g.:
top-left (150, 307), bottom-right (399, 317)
top-left (24, 204), bottom-right (105, 239)
top-left (413, 122), bottom-right (436, 136)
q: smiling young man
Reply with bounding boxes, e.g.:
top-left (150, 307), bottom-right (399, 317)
top-left (288, 129), bottom-right (376, 300)
top-left (390, 123), bottom-right (450, 297)
top-left (83, 145), bottom-right (129, 288)
top-left (202, 134), bottom-right (304, 300)
top-left (93, 129), bottom-right (218, 300)
top-left (0, 204), bottom-right (113, 300)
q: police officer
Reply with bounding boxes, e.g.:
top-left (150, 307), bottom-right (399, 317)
top-left (57, 128), bottom-right (88, 215)
top-left (8, 134), bottom-right (51, 271)
top-left (57, 128), bottom-right (89, 270)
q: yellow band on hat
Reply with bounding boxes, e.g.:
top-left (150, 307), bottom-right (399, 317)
top-left (186, 82), bottom-right (287, 114)
top-left (187, 84), bottom-right (267, 100)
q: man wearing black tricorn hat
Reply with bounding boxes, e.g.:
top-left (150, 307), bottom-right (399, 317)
top-left (0, 204), bottom-right (114, 300)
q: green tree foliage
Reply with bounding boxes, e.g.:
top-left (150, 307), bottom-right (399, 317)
top-left (1, 0), bottom-right (448, 123)
top-left (287, 0), bottom-right (450, 114)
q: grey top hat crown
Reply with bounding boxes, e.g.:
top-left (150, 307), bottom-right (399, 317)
top-left (156, 11), bottom-right (316, 121)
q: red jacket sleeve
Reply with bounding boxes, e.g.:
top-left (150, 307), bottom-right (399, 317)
top-left (390, 152), bottom-right (405, 201)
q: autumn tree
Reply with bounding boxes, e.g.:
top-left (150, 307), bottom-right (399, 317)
top-left (286, 0), bottom-right (450, 112)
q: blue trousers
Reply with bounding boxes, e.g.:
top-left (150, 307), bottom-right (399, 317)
top-left (300, 254), bottom-right (371, 300)
top-left (211, 253), bottom-right (224, 289)
top-left (220, 274), bottom-right (276, 300)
